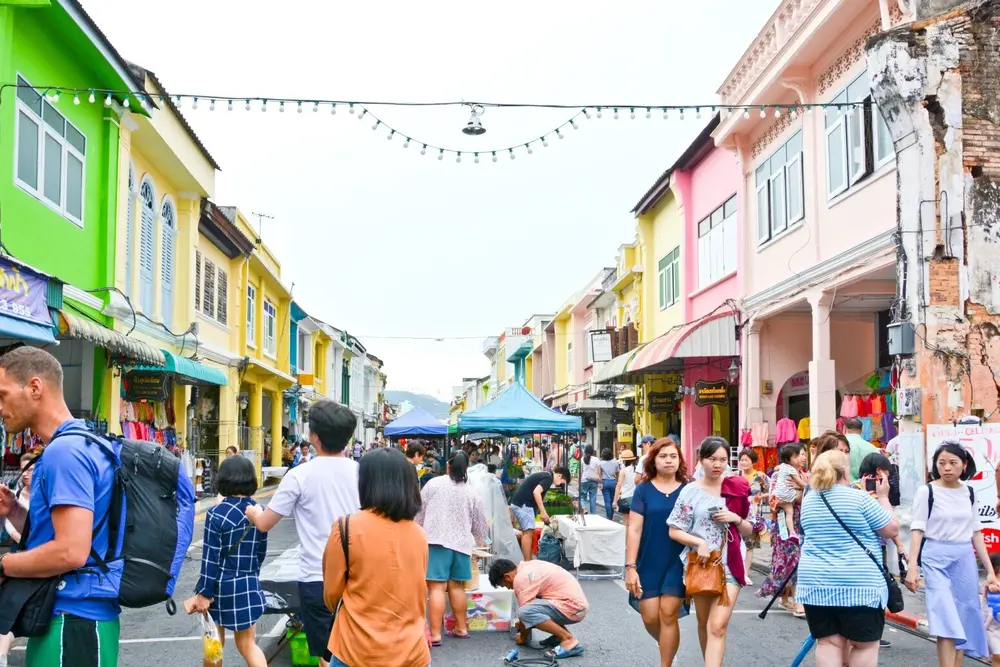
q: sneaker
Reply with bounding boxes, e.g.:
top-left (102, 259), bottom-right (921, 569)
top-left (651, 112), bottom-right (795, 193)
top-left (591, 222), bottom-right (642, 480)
top-left (879, 639), bottom-right (891, 648)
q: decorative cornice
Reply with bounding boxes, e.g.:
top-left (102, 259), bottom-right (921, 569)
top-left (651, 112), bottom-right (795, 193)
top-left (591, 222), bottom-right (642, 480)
top-left (744, 229), bottom-right (894, 310)
top-left (818, 18), bottom-right (883, 94)
top-left (63, 284), bottom-right (104, 310)
top-left (752, 113), bottom-right (798, 160)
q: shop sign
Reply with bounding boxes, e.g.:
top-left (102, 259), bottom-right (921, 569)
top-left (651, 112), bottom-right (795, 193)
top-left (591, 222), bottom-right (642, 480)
top-left (616, 424), bottom-right (633, 442)
top-left (0, 258), bottom-right (50, 327)
top-left (647, 391), bottom-right (677, 413)
top-left (694, 380), bottom-right (730, 407)
top-left (927, 423), bottom-right (1000, 553)
top-left (124, 371), bottom-right (170, 403)
top-left (590, 331), bottom-right (613, 363)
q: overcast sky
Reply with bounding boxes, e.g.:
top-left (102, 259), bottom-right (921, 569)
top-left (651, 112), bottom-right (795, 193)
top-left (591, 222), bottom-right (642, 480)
top-left (83, 0), bottom-right (779, 400)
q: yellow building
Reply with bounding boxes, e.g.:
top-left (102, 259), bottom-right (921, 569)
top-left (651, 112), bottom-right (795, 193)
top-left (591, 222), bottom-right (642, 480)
top-left (102, 66), bottom-right (231, 476)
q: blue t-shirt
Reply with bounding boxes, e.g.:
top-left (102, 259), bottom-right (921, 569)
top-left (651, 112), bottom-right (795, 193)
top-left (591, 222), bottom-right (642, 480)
top-left (796, 484), bottom-right (892, 608)
top-left (27, 419), bottom-right (120, 621)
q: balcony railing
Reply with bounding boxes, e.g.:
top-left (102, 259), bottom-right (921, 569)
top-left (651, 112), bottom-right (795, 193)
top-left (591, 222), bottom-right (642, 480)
top-left (602, 267), bottom-right (618, 292)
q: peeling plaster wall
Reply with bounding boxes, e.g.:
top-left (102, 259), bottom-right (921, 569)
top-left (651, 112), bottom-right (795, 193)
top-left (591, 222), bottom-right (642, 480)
top-left (868, 0), bottom-right (1000, 427)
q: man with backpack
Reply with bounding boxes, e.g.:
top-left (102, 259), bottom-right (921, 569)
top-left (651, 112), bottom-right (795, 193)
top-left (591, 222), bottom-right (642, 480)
top-left (0, 347), bottom-right (122, 666)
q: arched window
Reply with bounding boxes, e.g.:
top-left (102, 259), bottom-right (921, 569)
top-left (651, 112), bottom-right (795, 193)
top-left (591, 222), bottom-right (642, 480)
top-left (124, 164), bottom-right (136, 296)
top-left (138, 177), bottom-right (156, 314)
top-left (160, 199), bottom-right (176, 328)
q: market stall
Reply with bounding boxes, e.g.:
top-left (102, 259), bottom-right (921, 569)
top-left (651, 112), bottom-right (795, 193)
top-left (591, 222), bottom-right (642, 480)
top-left (384, 406), bottom-right (449, 438)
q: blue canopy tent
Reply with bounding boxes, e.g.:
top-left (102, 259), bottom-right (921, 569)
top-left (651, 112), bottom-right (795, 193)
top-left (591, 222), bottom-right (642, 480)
top-left (384, 406), bottom-right (448, 437)
top-left (458, 383), bottom-right (583, 436)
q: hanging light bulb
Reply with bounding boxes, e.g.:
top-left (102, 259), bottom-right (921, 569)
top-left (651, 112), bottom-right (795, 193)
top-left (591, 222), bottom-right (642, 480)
top-left (461, 104), bottom-right (486, 136)
top-left (583, 108), bottom-right (591, 119)
top-left (454, 153), bottom-right (460, 164)
top-left (192, 97), bottom-right (198, 110)
top-left (570, 119), bottom-right (577, 129)
top-left (209, 99), bottom-right (216, 111)
top-left (774, 107), bottom-right (781, 118)
top-left (743, 108), bottom-right (750, 119)
top-left (596, 107), bottom-right (603, 119)
top-left (122, 96), bottom-right (130, 108)
top-left (629, 108), bottom-right (635, 119)
top-left (72, 93), bottom-right (80, 105)
top-left (228, 100), bottom-right (234, 111)
top-left (646, 108), bottom-right (652, 119)
top-left (51, 90), bottom-right (60, 103)
top-left (613, 108), bottom-right (619, 119)
top-left (313, 102), bottom-right (319, 112)
top-left (679, 109), bottom-right (685, 121)
top-left (358, 109), bottom-right (366, 120)
top-left (526, 144), bottom-right (534, 155)
top-left (372, 121), bottom-right (380, 130)
top-left (245, 99), bottom-right (251, 111)
top-left (509, 149), bottom-right (515, 160)
top-left (492, 152), bottom-right (498, 162)
top-left (297, 101), bottom-right (303, 113)
top-left (262, 100), bottom-right (268, 112)
top-left (279, 101), bottom-right (285, 112)
top-left (349, 104), bottom-right (355, 114)
top-left (105, 94), bottom-right (113, 107)
top-left (421, 145), bottom-right (427, 155)
top-left (403, 138), bottom-right (410, 148)
top-left (474, 153), bottom-right (480, 164)
top-left (696, 107), bottom-right (702, 119)
top-left (557, 129), bottom-right (564, 139)
top-left (140, 96), bottom-right (148, 110)
top-left (88, 90), bottom-right (96, 104)
top-left (663, 108), bottom-right (669, 119)
top-left (386, 130), bottom-right (393, 140)
top-left (438, 150), bottom-right (444, 161)
top-left (759, 106), bottom-right (766, 118)
top-left (790, 107), bottom-right (798, 119)
top-left (330, 103), bottom-right (337, 115)
top-left (542, 137), bottom-right (548, 148)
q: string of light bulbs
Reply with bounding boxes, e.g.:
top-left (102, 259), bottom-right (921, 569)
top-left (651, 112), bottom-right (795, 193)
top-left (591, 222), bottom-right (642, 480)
top-left (6, 83), bottom-right (866, 162)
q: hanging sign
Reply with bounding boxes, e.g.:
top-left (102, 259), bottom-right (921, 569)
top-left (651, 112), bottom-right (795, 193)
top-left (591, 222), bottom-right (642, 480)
top-left (124, 371), bottom-right (170, 403)
top-left (926, 423), bottom-right (1000, 553)
top-left (590, 331), bottom-right (613, 363)
top-left (0, 258), bottom-right (50, 326)
top-left (694, 380), bottom-right (730, 407)
top-left (616, 424), bottom-right (633, 442)
top-left (647, 392), bottom-right (677, 413)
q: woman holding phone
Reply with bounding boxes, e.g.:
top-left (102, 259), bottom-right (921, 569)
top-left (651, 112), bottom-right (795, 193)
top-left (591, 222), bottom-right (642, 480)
top-left (668, 437), bottom-right (754, 667)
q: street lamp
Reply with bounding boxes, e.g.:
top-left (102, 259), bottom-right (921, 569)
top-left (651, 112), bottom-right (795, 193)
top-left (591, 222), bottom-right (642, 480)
top-left (727, 358), bottom-right (740, 383)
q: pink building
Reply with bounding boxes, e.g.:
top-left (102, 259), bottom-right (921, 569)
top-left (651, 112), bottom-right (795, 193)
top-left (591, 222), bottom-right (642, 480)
top-left (714, 0), bottom-right (912, 448)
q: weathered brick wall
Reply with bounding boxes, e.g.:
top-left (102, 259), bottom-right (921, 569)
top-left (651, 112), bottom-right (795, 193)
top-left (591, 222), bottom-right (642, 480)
top-left (928, 258), bottom-right (960, 307)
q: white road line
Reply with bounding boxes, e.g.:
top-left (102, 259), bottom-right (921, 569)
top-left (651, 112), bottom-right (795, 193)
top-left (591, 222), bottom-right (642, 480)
top-left (265, 616), bottom-right (289, 638)
top-left (11, 622), bottom-right (292, 651)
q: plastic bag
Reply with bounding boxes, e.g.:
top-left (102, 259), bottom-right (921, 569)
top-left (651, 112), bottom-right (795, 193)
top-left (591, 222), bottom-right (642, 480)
top-left (201, 613), bottom-right (223, 666)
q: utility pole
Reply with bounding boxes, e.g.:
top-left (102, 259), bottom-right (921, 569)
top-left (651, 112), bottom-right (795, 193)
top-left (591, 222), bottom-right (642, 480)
top-left (250, 212), bottom-right (274, 246)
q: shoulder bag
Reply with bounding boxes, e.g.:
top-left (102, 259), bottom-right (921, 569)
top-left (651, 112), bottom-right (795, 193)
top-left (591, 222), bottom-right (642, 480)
top-left (818, 491), bottom-right (904, 613)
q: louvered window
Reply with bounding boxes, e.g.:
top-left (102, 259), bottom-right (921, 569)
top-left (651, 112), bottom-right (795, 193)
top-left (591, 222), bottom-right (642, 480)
top-left (194, 251), bottom-right (202, 312)
top-left (203, 259), bottom-right (216, 319)
top-left (138, 179), bottom-right (156, 314)
top-left (160, 201), bottom-right (175, 328)
top-left (125, 167), bottom-right (135, 296)
top-left (216, 270), bottom-right (228, 325)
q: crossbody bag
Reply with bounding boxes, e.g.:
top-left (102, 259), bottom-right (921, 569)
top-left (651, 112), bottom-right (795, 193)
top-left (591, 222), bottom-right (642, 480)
top-left (819, 491), bottom-right (904, 613)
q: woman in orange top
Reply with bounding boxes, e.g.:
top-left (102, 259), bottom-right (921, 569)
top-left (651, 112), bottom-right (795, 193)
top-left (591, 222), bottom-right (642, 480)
top-left (323, 448), bottom-right (431, 667)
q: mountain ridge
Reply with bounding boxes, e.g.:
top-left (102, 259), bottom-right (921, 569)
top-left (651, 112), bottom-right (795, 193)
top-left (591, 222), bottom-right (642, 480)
top-left (384, 390), bottom-right (450, 420)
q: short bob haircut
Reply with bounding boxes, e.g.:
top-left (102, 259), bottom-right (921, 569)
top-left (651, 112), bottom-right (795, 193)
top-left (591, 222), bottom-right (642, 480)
top-left (779, 442), bottom-right (804, 464)
top-left (643, 437), bottom-right (688, 482)
top-left (216, 455), bottom-right (258, 497)
top-left (738, 448), bottom-right (758, 464)
top-left (859, 452), bottom-right (892, 478)
top-left (600, 448), bottom-right (613, 461)
top-left (359, 447), bottom-right (422, 522)
top-left (309, 400), bottom-right (357, 454)
top-left (930, 441), bottom-right (977, 481)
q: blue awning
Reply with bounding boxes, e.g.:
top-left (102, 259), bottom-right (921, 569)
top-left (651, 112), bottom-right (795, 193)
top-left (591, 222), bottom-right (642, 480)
top-left (0, 313), bottom-right (56, 345)
top-left (134, 350), bottom-right (228, 386)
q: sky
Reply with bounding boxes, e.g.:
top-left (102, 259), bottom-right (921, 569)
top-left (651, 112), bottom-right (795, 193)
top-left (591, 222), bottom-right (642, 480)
top-left (82, 0), bottom-right (780, 401)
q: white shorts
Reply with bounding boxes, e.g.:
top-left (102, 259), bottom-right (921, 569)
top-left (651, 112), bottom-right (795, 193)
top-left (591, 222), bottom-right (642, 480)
top-left (988, 623), bottom-right (1000, 656)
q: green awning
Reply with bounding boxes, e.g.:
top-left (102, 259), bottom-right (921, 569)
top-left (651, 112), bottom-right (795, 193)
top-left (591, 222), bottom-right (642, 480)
top-left (134, 350), bottom-right (228, 386)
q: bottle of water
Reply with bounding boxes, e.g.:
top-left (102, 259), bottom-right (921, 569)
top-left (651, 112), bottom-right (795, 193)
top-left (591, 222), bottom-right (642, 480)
top-left (987, 591), bottom-right (1000, 623)
top-left (504, 647), bottom-right (519, 663)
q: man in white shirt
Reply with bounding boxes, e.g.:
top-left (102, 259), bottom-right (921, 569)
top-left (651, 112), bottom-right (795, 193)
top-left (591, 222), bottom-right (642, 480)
top-left (246, 400), bottom-right (360, 667)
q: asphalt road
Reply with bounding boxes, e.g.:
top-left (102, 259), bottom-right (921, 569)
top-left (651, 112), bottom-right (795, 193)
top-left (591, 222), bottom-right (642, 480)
top-left (3, 500), bottom-right (983, 666)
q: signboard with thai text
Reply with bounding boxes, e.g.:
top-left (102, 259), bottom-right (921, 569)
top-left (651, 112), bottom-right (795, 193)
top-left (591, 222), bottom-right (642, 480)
top-left (0, 258), bottom-right (49, 326)
top-left (927, 423), bottom-right (1000, 552)
top-left (590, 331), bottom-right (613, 363)
top-left (694, 380), bottom-right (730, 407)
top-left (124, 371), bottom-right (170, 403)
top-left (647, 392), bottom-right (677, 413)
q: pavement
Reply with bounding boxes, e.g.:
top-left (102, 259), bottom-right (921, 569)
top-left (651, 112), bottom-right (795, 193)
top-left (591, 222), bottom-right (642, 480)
top-left (0, 488), bottom-right (979, 666)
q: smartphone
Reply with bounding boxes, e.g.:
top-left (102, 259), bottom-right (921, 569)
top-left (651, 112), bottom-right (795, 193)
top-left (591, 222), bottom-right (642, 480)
top-left (864, 478), bottom-right (877, 492)
top-left (708, 506), bottom-right (724, 516)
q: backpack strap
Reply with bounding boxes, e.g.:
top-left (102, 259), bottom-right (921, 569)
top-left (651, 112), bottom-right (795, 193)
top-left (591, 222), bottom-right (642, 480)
top-left (969, 485), bottom-right (976, 506)
top-left (926, 483), bottom-right (934, 520)
top-left (339, 515), bottom-right (350, 582)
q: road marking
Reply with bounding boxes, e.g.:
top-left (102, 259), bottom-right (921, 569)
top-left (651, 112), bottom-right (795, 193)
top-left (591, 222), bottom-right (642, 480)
top-left (10, 620), bottom-right (292, 651)
top-left (265, 616), bottom-right (289, 638)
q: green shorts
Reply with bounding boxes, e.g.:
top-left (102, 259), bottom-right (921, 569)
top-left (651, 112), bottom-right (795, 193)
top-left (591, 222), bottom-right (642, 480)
top-left (426, 545), bottom-right (473, 582)
top-left (26, 614), bottom-right (120, 667)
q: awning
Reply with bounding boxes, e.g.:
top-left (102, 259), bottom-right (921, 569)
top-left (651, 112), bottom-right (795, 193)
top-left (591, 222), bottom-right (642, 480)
top-left (568, 399), bottom-right (615, 412)
top-left (133, 350), bottom-right (228, 386)
top-left (627, 312), bottom-right (738, 376)
top-left (592, 347), bottom-right (642, 385)
top-left (0, 313), bottom-right (57, 345)
top-left (55, 310), bottom-right (164, 366)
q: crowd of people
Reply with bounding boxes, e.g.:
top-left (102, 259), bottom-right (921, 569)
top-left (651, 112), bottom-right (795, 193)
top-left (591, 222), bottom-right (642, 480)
top-left (1, 345), bottom-right (999, 666)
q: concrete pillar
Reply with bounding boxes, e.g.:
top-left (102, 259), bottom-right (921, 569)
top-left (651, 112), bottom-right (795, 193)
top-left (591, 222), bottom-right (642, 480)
top-left (104, 370), bottom-right (121, 435)
top-left (217, 379), bottom-right (237, 451)
top-left (173, 384), bottom-right (189, 450)
top-left (808, 291), bottom-right (837, 436)
top-left (743, 319), bottom-right (762, 425)
top-left (270, 391), bottom-right (283, 467)
top-left (248, 382), bottom-right (263, 474)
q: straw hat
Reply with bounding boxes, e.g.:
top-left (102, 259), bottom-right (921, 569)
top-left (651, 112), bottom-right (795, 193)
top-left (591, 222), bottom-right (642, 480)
top-left (619, 449), bottom-right (637, 461)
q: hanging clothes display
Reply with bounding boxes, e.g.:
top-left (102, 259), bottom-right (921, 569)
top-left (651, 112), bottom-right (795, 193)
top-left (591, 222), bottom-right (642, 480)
top-left (774, 417), bottom-right (798, 445)
top-left (797, 417), bottom-right (811, 441)
top-left (751, 421), bottom-right (769, 448)
top-left (120, 397), bottom-right (177, 446)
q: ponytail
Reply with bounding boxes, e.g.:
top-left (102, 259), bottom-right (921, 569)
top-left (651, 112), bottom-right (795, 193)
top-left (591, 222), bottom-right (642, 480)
top-left (583, 445), bottom-right (595, 465)
top-left (449, 451), bottom-right (469, 484)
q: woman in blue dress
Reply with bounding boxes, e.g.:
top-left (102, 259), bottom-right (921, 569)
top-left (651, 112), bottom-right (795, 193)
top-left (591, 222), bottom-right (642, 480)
top-left (185, 456), bottom-right (269, 667)
top-left (624, 437), bottom-right (688, 667)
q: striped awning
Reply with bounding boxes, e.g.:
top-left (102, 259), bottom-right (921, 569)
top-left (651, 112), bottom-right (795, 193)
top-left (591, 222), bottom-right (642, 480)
top-left (626, 312), bottom-right (738, 376)
top-left (55, 310), bottom-right (166, 366)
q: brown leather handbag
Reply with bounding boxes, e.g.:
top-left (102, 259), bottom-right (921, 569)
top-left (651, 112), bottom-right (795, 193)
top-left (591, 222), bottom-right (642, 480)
top-left (684, 551), bottom-right (729, 607)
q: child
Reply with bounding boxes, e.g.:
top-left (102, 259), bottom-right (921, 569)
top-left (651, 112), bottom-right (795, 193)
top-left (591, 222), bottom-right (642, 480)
top-left (185, 456), bottom-right (268, 667)
top-left (986, 552), bottom-right (1000, 667)
top-left (770, 444), bottom-right (802, 544)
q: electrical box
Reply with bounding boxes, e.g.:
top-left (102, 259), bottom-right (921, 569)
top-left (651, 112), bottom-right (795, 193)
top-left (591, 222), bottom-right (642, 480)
top-left (887, 321), bottom-right (916, 356)
top-left (896, 388), bottom-right (922, 417)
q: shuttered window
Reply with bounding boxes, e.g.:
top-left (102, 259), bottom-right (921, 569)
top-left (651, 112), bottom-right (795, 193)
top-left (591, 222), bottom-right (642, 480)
top-left (194, 251), bottom-right (202, 312)
top-left (194, 252), bottom-right (228, 327)
top-left (125, 167), bottom-right (134, 296)
top-left (203, 259), bottom-right (216, 318)
top-left (216, 270), bottom-right (228, 325)
top-left (138, 179), bottom-right (156, 314)
top-left (160, 201), bottom-right (175, 328)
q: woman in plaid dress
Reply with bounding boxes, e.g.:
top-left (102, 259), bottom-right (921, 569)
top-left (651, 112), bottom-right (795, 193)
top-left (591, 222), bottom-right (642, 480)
top-left (185, 456), bottom-right (268, 667)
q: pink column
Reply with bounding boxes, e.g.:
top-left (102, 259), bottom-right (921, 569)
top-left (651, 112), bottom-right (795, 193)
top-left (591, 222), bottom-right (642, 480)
top-left (808, 291), bottom-right (837, 437)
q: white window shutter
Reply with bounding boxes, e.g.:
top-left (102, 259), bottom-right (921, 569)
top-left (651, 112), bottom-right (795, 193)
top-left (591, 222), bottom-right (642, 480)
top-left (160, 203), bottom-right (175, 328)
top-left (194, 251), bottom-right (202, 312)
top-left (723, 215), bottom-right (737, 277)
top-left (138, 180), bottom-right (156, 314)
top-left (217, 270), bottom-right (228, 326)
top-left (698, 235), bottom-right (710, 289)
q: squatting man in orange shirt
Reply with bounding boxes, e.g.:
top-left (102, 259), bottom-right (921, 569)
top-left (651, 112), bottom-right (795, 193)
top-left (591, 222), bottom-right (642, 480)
top-left (489, 558), bottom-right (588, 660)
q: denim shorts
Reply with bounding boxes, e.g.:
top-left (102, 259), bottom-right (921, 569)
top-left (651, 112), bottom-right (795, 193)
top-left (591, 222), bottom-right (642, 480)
top-left (518, 600), bottom-right (584, 628)
top-left (512, 505), bottom-right (537, 531)
top-left (427, 545), bottom-right (473, 582)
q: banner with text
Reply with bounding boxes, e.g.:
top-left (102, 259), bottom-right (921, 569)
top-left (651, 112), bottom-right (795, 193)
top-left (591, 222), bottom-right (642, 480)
top-left (0, 258), bottom-right (50, 327)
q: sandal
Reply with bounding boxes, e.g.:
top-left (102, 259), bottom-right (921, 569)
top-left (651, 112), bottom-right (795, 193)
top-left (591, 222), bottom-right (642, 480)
top-left (429, 636), bottom-right (442, 647)
top-left (545, 644), bottom-right (585, 659)
top-left (445, 629), bottom-right (471, 639)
